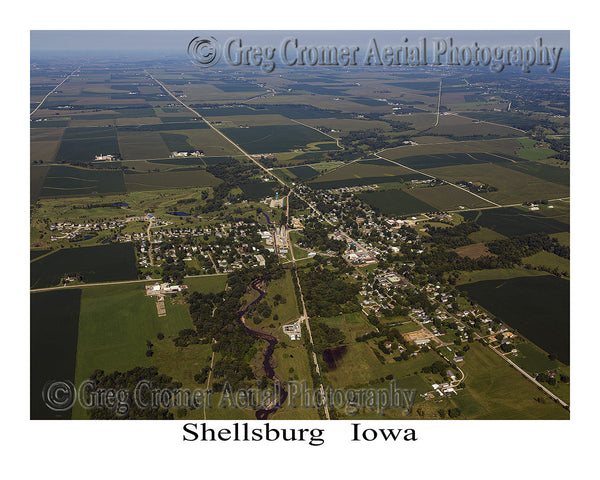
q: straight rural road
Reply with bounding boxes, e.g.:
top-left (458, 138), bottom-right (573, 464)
top-left (29, 273), bottom-right (225, 293)
top-left (30, 66), bottom-right (81, 117)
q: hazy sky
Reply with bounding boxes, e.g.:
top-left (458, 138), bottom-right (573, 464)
top-left (31, 30), bottom-right (569, 53)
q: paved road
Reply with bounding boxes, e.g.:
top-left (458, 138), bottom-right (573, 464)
top-left (30, 67), bottom-right (81, 117)
top-left (29, 273), bottom-right (226, 293)
top-left (374, 151), bottom-right (502, 207)
top-left (490, 345), bottom-right (569, 408)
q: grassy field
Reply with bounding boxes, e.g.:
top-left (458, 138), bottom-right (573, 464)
top-left (456, 343), bottom-right (568, 419)
top-left (185, 275), bottom-right (228, 294)
top-left (71, 282), bottom-right (194, 419)
top-left (319, 312), bottom-right (373, 342)
top-left (551, 232), bottom-right (570, 246)
top-left (516, 138), bottom-right (558, 161)
top-left (467, 227), bottom-right (508, 242)
top-left (523, 250), bottom-right (570, 276)
top-left (323, 342), bottom-right (439, 390)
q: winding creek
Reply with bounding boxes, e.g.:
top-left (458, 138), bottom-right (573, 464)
top-left (237, 278), bottom-right (288, 419)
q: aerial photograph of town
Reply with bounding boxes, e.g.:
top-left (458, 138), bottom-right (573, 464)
top-left (30, 30), bottom-right (570, 421)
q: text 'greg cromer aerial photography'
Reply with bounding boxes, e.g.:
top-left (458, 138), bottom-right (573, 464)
top-left (30, 30), bottom-right (570, 421)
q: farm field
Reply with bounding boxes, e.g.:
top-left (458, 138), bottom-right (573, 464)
top-left (406, 184), bottom-right (490, 210)
top-left (123, 169), bottom-right (221, 192)
top-left (31, 289), bottom-right (82, 419)
top-left (457, 275), bottom-right (570, 364)
top-left (461, 206), bottom-right (569, 236)
top-left (40, 165), bottom-right (126, 198)
top-left (220, 124), bottom-right (335, 154)
top-left (380, 137), bottom-right (523, 160)
top-left (422, 163), bottom-right (569, 204)
top-left (456, 268), bottom-right (549, 284)
top-left (239, 182), bottom-right (278, 199)
top-left (55, 126), bottom-right (120, 163)
top-left (30, 127), bottom-right (64, 163)
top-left (30, 243), bottom-right (138, 288)
top-left (117, 131), bottom-right (171, 159)
top-left (357, 188), bottom-right (437, 216)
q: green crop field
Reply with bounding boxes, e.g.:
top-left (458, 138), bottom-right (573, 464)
top-left (39, 165), bottom-right (126, 198)
top-left (422, 163), bottom-right (569, 205)
top-left (501, 161), bottom-right (570, 186)
top-left (456, 268), bottom-right (548, 285)
top-left (239, 182), bottom-right (278, 199)
top-left (220, 125), bottom-right (332, 154)
top-left (31, 289), bottom-right (82, 419)
top-left (159, 132), bottom-right (196, 152)
top-left (55, 126), bottom-right (120, 163)
top-left (406, 184), bottom-right (490, 210)
top-left (394, 152), bottom-right (520, 170)
top-left (461, 207), bottom-right (569, 236)
top-left (117, 131), bottom-right (171, 159)
top-left (30, 243), bottom-right (138, 288)
top-left (123, 169), bottom-right (221, 192)
top-left (457, 275), bottom-right (570, 364)
top-left (285, 165), bottom-right (319, 180)
top-left (357, 188), bottom-right (437, 215)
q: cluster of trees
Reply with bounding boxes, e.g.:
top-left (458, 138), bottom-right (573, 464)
top-left (406, 229), bottom-right (569, 283)
top-left (426, 222), bottom-right (481, 248)
top-left (487, 232), bottom-right (569, 263)
top-left (298, 218), bottom-right (346, 254)
top-left (456, 180), bottom-right (498, 193)
top-left (85, 367), bottom-right (177, 419)
top-left (535, 372), bottom-right (570, 386)
top-left (183, 264), bottom-right (285, 388)
top-left (298, 264), bottom-right (361, 317)
top-left (421, 360), bottom-right (449, 376)
top-left (310, 321), bottom-right (346, 354)
top-left (340, 130), bottom-right (408, 152)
